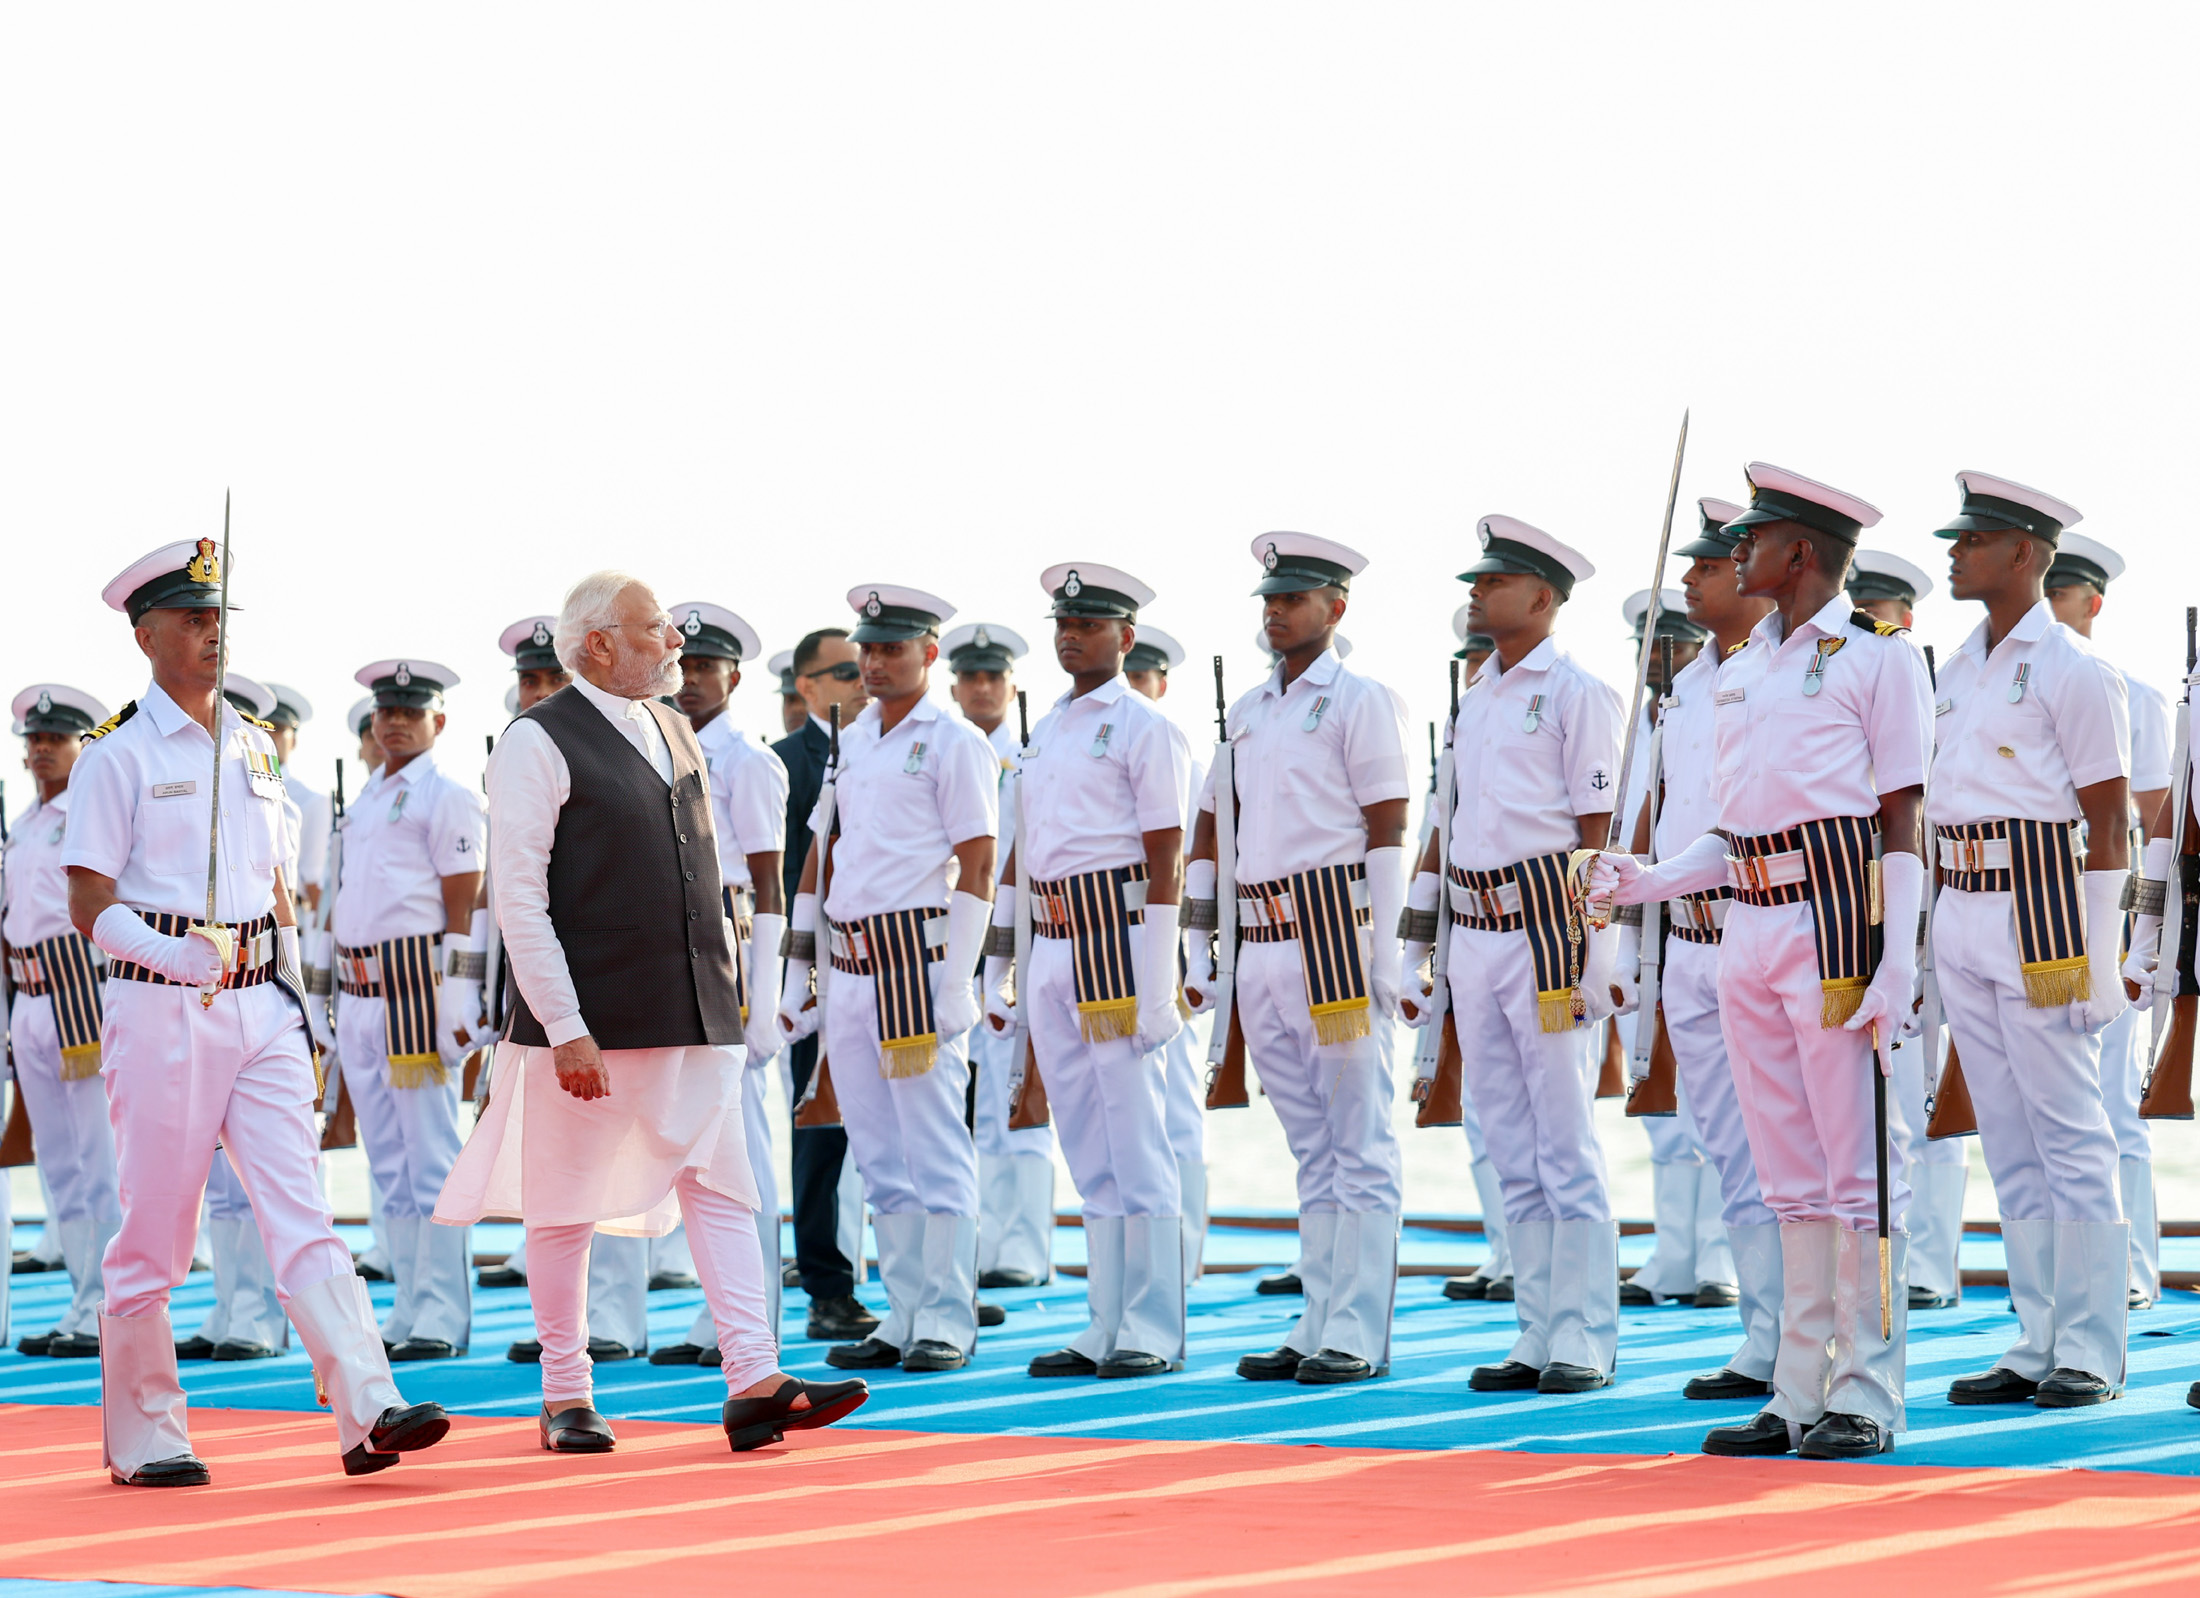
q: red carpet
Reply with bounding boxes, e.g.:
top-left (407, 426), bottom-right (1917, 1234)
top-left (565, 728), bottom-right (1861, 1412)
top-left (5, 1403), bottom-right (2200, 1596)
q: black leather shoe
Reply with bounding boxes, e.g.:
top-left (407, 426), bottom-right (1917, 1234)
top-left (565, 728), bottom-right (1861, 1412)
top-left (507, 1339), bottom-right (543, 1363)
top-left (807, 1294), bottom-right (882, 1341)
top-left (15, 1331), bottom-right (56, 1356)
top-left (1908, 1285), bottom-right (1959, 1311)
top-left (387, 1337), bottom-right (462, 1362)
top-left (1029, 1348), bottom-right (1099, 1378)
top-left (697, 1343), bottom-right (720, 1366)
top-left (1485, 1276), bottom-right (1514, 1301)
top-left (902, 1338), bottom-right (967, 1372)
top-left (1099, 1349), bottom-right (1174, 1379)
top-left (1236, 1346), bottom-right (1302, 1381)
top-left (212, 1339), bottom-right (279, 1361)
top-left (1692, 1282), bottom-right (1740, 1308)
top-left (976, 1299), bottom-right (1007, 1328)
top-left (2129, 1287), bottom-right (2152, 1311)
top-left (13, 1251), bottom-right (62, 1275)
top-left (1254, 1272), bottom-right (1302, 1296)
top-left (1619, 1280), bottom-right (1658, 1306)
top-left (1798, 1411), bottom-right (1893, 1459)
top-left (1538, 1362), bottom-right (1611, 1394)
top-left (1684, 1367), bottom-right (1772, 1401)
top-left (174, 1335), bottom-right (217, 1360)
top-left (648, 1342), bottom-right (707, 1366)
top-left (539, 1403), bottom-right (616, 1454)
top-left (782, 1261), bottom-right (802, 1288)
top-left (826, 1336), bottom-right (903, 1370)
top-left (2035, 1368), bottom-right (2119, 1408)
top-left (2187, 1381), bottom-right (2200, 1411)
top-left (1296, 1349), bottom-right (1376, 1385)
top-left (1469, 1360), bottom-right (1542, 1392)
top-left (649, 1270), bottom-right (699, 1291)
top-left (723, 1377), bottom-right (869, 1451)
top-left (1702, 1411), bottom-right (1795, 1457)
top-left (477, 1264), bottom-right (527, 1288)
top-left (980, 1267), bottom-right (1042, 1289)
top-left (588, 1338), bottom-right (637, 1362)
top-left (1442, 1275), bottom-right (1491, 1301)
top-left (354, 1257), bottom-right (393, 1282)
top-left (47, 1331), bottom-right (101, 1358)
top-left (111, 1453), bottom-right (211, 1487)
top-left (345, 1401), bottom-right (451, 1475)
top-left (1948, 1366), bottom-right (2040, 1405)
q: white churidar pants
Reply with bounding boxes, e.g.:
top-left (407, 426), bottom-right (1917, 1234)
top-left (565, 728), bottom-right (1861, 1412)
top-left (686, 1054), bottom-right (782, 1352)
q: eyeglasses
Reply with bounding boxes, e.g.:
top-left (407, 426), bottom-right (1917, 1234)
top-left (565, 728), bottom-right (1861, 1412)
top-left (802, 662), bottom-right (862, 683)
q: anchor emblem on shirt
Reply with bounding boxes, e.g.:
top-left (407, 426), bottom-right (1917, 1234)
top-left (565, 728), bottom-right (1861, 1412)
top-left (1589, 769), bottom-right (1610, 791)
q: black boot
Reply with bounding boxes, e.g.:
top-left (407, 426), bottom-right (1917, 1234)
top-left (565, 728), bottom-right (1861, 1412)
top-left (1798, 1412), bottom-right (1893, 1459)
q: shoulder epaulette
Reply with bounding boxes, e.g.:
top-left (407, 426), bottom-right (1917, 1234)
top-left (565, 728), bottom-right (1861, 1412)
top-left (1724, 639), bottom-right (1748, 657)
top-left (85, 701), bottom-right (138, 741)
top-left (1850, 608), bottom-right (1904, 638)
top-left (242, 712), bottom-right (278, 733)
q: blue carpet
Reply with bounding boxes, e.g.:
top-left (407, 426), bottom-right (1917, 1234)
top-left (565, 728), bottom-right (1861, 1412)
top-left (9, 1232), bottom-right (2199, 1476)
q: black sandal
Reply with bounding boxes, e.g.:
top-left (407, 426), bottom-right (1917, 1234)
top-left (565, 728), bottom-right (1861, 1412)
top-left (721, 1377), bottom-right (869, 1452)
top-left (539, 1403), bottom-right (617, 1454)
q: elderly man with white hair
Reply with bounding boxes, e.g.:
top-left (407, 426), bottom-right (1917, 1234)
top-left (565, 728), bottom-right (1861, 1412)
top-left (437, 570), bottom-right (867, 1454)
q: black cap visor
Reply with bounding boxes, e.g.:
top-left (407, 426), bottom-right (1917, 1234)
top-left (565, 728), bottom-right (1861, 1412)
top-left (1457, 536), bottom-right (1575, 598)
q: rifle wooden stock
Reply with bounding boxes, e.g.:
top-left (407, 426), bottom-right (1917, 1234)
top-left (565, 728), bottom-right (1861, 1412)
top-left (1205, 1008), bottom-right (1249, 1109)
top-left (2140, 995), bottom-right (2196, 1120)
top-left (1595, 1016), bottom-right (1625, 1098)
top-left (1623, 1003), bottom-right (1678, 1117)
top-left (319, 1074), bottom-right (358, 1151)
top-left (794, 1055), bottom-right (842, 1129)
top-left (0, 1085), bottom-right (33, 1166)
top-left (1412, 1013), bottom-right (1465, 1128)
top-left (1926, 1041), bottom-right (1978, 1140)
top-left (1007, 1035), bottom-right (1052, 1129)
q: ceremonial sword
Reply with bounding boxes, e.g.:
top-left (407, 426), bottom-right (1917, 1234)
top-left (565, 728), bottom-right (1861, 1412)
top-left (194, 492), bottom-right (236, 1007)
top-left (1600, 411), bottom-right (1688, 858)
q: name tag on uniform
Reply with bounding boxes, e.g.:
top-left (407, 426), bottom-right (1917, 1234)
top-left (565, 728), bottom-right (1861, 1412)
top-left (1935, 698), bottom-right (1953, 717)
top-left (1714, 688), bottom-right (1745, 707)
top-left (152, 781), bottom-right (196, 798)
top-left (243, 747), bottom-right (285, 798)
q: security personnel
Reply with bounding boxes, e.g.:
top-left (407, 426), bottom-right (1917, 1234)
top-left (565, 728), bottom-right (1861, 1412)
top-left (1847, 549), bottom-right (1934, 631)
top-left (778, 585), bottom-right (998, 1373)
top-left (501, 615), bottom-right (574, 707)
top-left (2050, 535), bottom-right (2175, 1309)
top-left (985, 565), bottom-right (1189, 1377)
top-left (1931, 475), bottom-right (2131, 1408)
top-left (943, 621), bottom-right (1058, 1290)
top-left (766, 649), bottom-right (805, 736)
top-left (66, 540), bottom-right (446, 1485)
top-left (333, 659), bottom-right (486, 1359)
top-left (5, 684), bottom-right (121, 1358)
top-left (264, 685), bottom-right (330, 914)
top-left (1407, 517), bottom-right (1622, 1395)
top-left (1599, 463), bottom-right (1933, 1460)
top-left (1186, 534), bottom-right (1410, 1385)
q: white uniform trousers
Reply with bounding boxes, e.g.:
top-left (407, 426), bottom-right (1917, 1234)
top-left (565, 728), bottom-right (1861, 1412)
top-left (1934, 887), bottom-right (2128, 1385)
top-left (1626, 1071), bottom-right (1734, 1301)
top-left (1161, 1012), bottom-right (1210, 1282)
top-left (1893, 1030), bottom-right (1970, 1302)
top-left (1238, 936), bottom-right (1400, 1368)
top-left (2099, 1001), bottom-right (2159, 1303)
top-left (1027, 932), bottom-right (1185, 1364)
top-left (192, 1151), bottom-right (289, 1349)
top-left (337, 995), bottom-right (470, 1348)
top-left (1718, 899), bottom-right (1908, 1432)
top-left (1450, 922), bottom-right (1618, 1375)
top-left (97, 979), bottom-right (396, 1477)
top-left (826, 967), bottom-right (980, 1355)
top-left (686, 1057), bottom-right (782, 1352)
top-left (1456, 1066), bottom-right (1512, 1286)
top-left (970, 996), bottom-right (1057, 1283)
top-left (1662, 938), bottom-right (1781, 1382)
top-left (8, 990), bottom-right (122, 1339)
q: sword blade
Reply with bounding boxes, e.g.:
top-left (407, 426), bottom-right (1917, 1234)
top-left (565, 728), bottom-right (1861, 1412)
top-left (1603, 410), bottom-right (1689, 850)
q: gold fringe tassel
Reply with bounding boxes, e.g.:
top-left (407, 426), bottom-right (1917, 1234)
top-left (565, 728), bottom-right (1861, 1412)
top-left (388, 1052), bottom-right (450, 1090)
top-left (881, 1035), bottom-right (939, 1078)
top-left (2021, 957), bottom-right (2093, 1009)
top-left (1176, 989), bottom-right (1193, 1021)
top-left (1819, 977), bottom-right (1867, 1030)
top-left (1311, 996), bottom-right (1372, 1046)
top-left (1078, 997), bottom-right (1139, 1044)
top-left (59, 1044), bottom-right (102, 1082)
top-left (1537, 988), bottom-right (1580, 1035)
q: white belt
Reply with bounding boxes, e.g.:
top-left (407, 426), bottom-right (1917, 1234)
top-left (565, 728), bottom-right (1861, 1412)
top-left (1668, 895), bottom-right (1730, 932)
top-left (1033, 876), bottom-right (1149, 917)
top-left (828, 914), bottom-right (949, 965)
top-left (1238, 877), bottom-right (1369, 929)
top-left (1726, 849), bottom-right (1809, 893)
top-left (1938, 835), bottom-right (2013, 873)
top-left (1447, 878), bottom-right (1523, 920)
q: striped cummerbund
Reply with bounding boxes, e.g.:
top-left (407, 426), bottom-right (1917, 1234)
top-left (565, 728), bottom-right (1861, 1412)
top-left (337, 933), bottom-right (446, 1084)
top-left (1029, 863), bottom-right (1149, 1044)
top-left (1447, 853), bottom-right (1586, 1033)
top-left (829, 907), bottom-right (948, 1077)
top-left (1236, 862), bottom-right (1372, 1045)
top-left (1936, 819), bottom-right (2089, 1007)
top-left (6, 931), bottom-right (107, 1077)
top-left (1728, 817), bottom-right (1882, 1027)
top-left (110, 911), bottom-right (277, 990)
top-left (1667, 888), bottom-right (1732, 945)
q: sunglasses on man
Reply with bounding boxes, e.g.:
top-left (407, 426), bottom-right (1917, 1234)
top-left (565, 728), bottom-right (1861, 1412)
top-left (802, 661), bottom-right (862, 683)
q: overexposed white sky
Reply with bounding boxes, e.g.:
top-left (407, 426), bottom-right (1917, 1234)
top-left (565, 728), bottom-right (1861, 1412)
top-left (6, 4), bottom-right (2197, 813)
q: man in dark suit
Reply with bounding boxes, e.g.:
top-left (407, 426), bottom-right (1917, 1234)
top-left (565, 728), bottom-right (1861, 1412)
top-left (775, 627), bottom-right (877, 1341)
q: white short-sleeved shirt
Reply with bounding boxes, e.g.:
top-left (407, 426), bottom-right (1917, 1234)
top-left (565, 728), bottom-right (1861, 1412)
top-left (1712, 595), bottom-right (1934, 838)
top-left (2118, 667), bottom-right (2172, 797)
top-left (1653, 646), bottom-right (1724, 860)
top-left (696, 713), bottom-right (789, 890)
top-left (1014, 675), bottom-right (1189, 882)
top-left (331, 749), bottom-right (486, 946)
top-left (290, 774), bottom-right (332, 895)
top-left (984, 718), bottom-right (1020, 858)
top-left (815, 693), bottom-right (998, 922)
top-left (2, 790), bottom-right (74, 947)
top-left (61, 682), bottom-right (290, 922)
top-left (1928, 601), bottom-right (2129, 827)
top-left (1196, 647), bottom-right (1409, 883)
top-left (1446, 638), bottom-right (1623, 872)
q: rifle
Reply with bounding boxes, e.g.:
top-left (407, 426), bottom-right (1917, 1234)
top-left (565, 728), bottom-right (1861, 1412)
top-left (1204, 656), bottom-right (1250, 1109)
top-left (1917, 643), bottom-right (1977, 1138)
top-left (1412, 661), bottom-right (1465, 1127)
top-left (793, 703), bottom-right (843, 1128)
top-left (1626, 635), bottom-right (1678, 1118)
top-left (1006, 689), bottom-right (1051, 1130)
top-left (2141, 607), bottom-right (2199, 1119)
top-left (318, 758), bottom-right (357, 1151)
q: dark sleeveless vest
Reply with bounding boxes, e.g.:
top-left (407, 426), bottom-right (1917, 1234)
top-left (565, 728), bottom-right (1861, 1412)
top-left (505, 686), bottom-right (743, 1050)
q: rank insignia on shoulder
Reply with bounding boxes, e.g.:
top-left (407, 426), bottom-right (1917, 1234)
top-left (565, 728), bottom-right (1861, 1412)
top-left (1849, 608), bottom-right (1904, 637)
top-left (87, 701), bottom-right (139, 741)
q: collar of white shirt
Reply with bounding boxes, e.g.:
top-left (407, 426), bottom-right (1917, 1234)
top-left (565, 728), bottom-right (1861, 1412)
top-left (1263, 646), bottom-right (1341, 697)
top-left (855, 693), bottom-right (944, 735)
top-left (570, 671), bottom-right (660, 731)
top-left (1958, 597), bottom-right (2053, 662)
top-left (1492, 636), bottom-right (1560, 680)
top-left (140, 679), bottom-right (241, 743)
top-left (1755, 592), bottom-right (1853, 652)
top-left (365, 749), bottom-right (441, 795)
top-left (1053, 674), bottom-right (1128, 713)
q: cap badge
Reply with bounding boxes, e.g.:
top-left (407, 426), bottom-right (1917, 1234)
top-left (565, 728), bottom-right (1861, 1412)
top-left (185, 538), bottom-right (220, 585)
top-left (683, 610), bottom-right (703, 637)
top-left (531, 621), bottom-right (552, 647)
top-left (1262, 542), bottom-right (1279, 572)
top-left (394, 663), bottom-right (413, 688)
top-left (974, 627), bottom-right (991, 649)
top-left (35, 690), bottom-right (53, 714)
top-left (1063, 570), bottom-right (1083, 597)
top-left (865, 592), bottom-right (883, 618)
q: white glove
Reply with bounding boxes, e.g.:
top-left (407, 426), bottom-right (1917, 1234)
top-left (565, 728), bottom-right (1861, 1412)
top-left (1402, 869), bottom-right (1441, 978)
top-left (1580, 922), bottom-right (1620, 1023)
top-left (983, 954), bottom-right (1014, 1034)
top-left (1611, 922), bottom-right (1642, 1016)
top-left (777, 892), bottom-right (821, 1041)
top-left (93, 902), bottom-right (226, 987)
top-left (1844, 852), bottom-right (1923, 1039)
top-left (926, 891), bottom-right (990, 1041)
top-left (1364, 845), bottom-right (1406, 1022)
top-left (744, 911), bottom-right (786, 1063)
top-left (438, 933), bottom-right (480, 1064)
top-left (1590, 832), bottom-right (1731, 911)
top-left (2072, 869), bottom-right (2132, 1036)
top-left (1183, 931), bottom-right (1216, 1015)
top-left (1135, 902), bottom-right (1185, 1053)
top-left (302, 928), bottom-right (337, 1049)
top-left (2122, 837), bottom-right (2174, 988)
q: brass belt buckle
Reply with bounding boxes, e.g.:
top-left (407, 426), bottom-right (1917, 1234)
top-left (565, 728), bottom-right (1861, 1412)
top-left (1479, 887), bottom-right (1502, 922)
